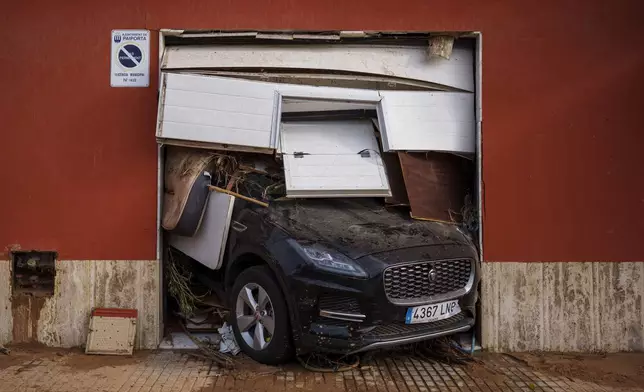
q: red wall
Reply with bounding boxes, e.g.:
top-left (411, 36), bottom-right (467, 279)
top-left (1, 1), bottom-right (643, 261)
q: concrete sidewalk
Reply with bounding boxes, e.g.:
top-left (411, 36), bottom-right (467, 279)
top-left (0, 348), bottom-right (642, 392)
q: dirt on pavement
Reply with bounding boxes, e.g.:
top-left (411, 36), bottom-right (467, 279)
top-left (466, 358), bottom-right (509, 385)
top-left (3, 345), bottom-right (644, 391)
top-left (0, 343), bottom-right (64, 370)
top-left (473, 351), bottom-right (644, 389)
top-left (0, 343), bottom-right (150, 371)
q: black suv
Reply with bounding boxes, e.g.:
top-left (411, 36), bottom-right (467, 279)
top-left (221, 198), bottom-right (480, 365)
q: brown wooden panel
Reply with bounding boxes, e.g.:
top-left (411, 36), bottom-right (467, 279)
top-left (398, 152), bottom-right (474, 223)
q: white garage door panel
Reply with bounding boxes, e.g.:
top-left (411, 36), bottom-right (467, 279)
top-left (286, 155), bottom-right (384, 177)
top-left (159, 74), bottom-right (475, 154)
top-left (161, 122), bottom-right (271, 148)
top-left (281, 121), bottom-right (378, 154)
top-left (163, 44), bottom-right (474, 91)
top-left (159, 73), bottom-right (277, 149)
top-left (282, 120), bottom-right (390, 198)
top-left (285, 158), bottom-right (388, 194)
top-left (163, 106), bottom-right (270, 131)
top-left (277, 83), bottom-right (381, 102)
top-left (379, 91), bottom-right (475, 153)
top-left (165, 72), bottom-right (275, 98)
top-left (165, 89), bottom-right (274, 115)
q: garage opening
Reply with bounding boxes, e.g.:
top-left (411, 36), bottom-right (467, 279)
top-left (155, 31), bottom-right (482, 363)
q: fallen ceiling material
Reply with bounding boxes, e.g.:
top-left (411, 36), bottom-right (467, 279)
top-left (428, 35), bottom-right (456, 59)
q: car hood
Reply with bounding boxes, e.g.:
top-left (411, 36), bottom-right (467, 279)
top-left (263, 198), bottom-right (472, 259)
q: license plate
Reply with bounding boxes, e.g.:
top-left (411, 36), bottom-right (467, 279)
top-left (405, 300), bottom-right (460, 324)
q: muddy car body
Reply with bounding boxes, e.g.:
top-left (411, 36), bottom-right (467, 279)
top-left (218, 198), bottom-right (480, 365)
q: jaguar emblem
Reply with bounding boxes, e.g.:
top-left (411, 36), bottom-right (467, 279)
top-left (428, 269), bottom-right (437, 282)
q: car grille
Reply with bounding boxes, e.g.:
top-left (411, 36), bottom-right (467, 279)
top-left (364, 313), bottom-right (467, 339)
top-left (383, 259), bottom-right (472, 304)
top-left (318, 294), bottom-right (361, 313)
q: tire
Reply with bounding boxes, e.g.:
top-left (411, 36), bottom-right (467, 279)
top-left (229, 266), bottom-right (293, 364)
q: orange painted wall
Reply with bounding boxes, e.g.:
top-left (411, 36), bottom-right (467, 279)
top-left (1, 1), bottom-right (643, 261)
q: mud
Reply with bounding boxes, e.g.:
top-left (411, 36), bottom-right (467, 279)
top-left (62, 350), bottom-right (150, 370)
top-left (0, 343), bottom-right (65, 370)
top-left (470, 351), bottom-right (644, 389)
top-left (511, 352), bottom-right (644, 388)
top-left (225, 355), bottom-right (282, 380)
top-left (11, 293), bottom-right (46, 343)
top-left (466, 359), bottom-right (508, 385)
top-left (0, 346), bottom-right (151, 371)
top-left (3, 347), bottom-right (644, 391)
top-left (265, 198), bottom-right (470, 259)
top-left (192, 355), bottom-right (342, 392)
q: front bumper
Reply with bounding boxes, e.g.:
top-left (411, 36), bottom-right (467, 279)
top-left (301, 312), bottom-right (475, 354)
top-left (285, 254), bottom-right (480, 355)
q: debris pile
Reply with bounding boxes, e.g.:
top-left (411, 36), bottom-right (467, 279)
top-left (296, 336), bottom-right (476, 373)
top-left (207, 152), bottom-right (285, 204)
top-left (163, 146), bottom-right (478, 240)
top-left (160, 96), bottom-right (479, 366)
top-left (166, 248), bottom-right (235, 368)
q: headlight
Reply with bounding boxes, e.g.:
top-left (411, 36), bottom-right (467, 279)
top-left (299, 244), bottom-right (367, 278)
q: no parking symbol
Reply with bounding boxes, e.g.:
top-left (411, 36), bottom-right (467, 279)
top-left (111, 30), bottom-right (149, 87)
top-left (118, 44), bottom-right (143, 68)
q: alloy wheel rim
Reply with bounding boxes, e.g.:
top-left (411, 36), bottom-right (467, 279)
top-left (235, 282), bottom-right (275, 351)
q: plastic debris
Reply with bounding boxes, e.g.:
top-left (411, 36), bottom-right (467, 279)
top-left (218, 322), bottom-right (241, 356)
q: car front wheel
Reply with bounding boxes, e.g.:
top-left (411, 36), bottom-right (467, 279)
top-left (230, 266), bottom-right (293, 364)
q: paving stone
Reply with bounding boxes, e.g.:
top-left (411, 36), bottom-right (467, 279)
top-left (0, 351), bottom-right (641, 392)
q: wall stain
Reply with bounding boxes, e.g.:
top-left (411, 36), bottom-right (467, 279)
top-left (11, 294), bottom-right (46, 343)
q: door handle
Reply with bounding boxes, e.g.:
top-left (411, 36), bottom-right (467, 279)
top-left (231, 221), bottom-right (247, 233)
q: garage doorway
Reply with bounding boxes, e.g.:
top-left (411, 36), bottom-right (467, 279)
top-left (154, 30), bottom-right (483, 352)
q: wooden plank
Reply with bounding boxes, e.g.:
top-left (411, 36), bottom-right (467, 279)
top-left (208, 185), bottom-right (269, 207)
top-left (398, 152), bottom-right (473, 222)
